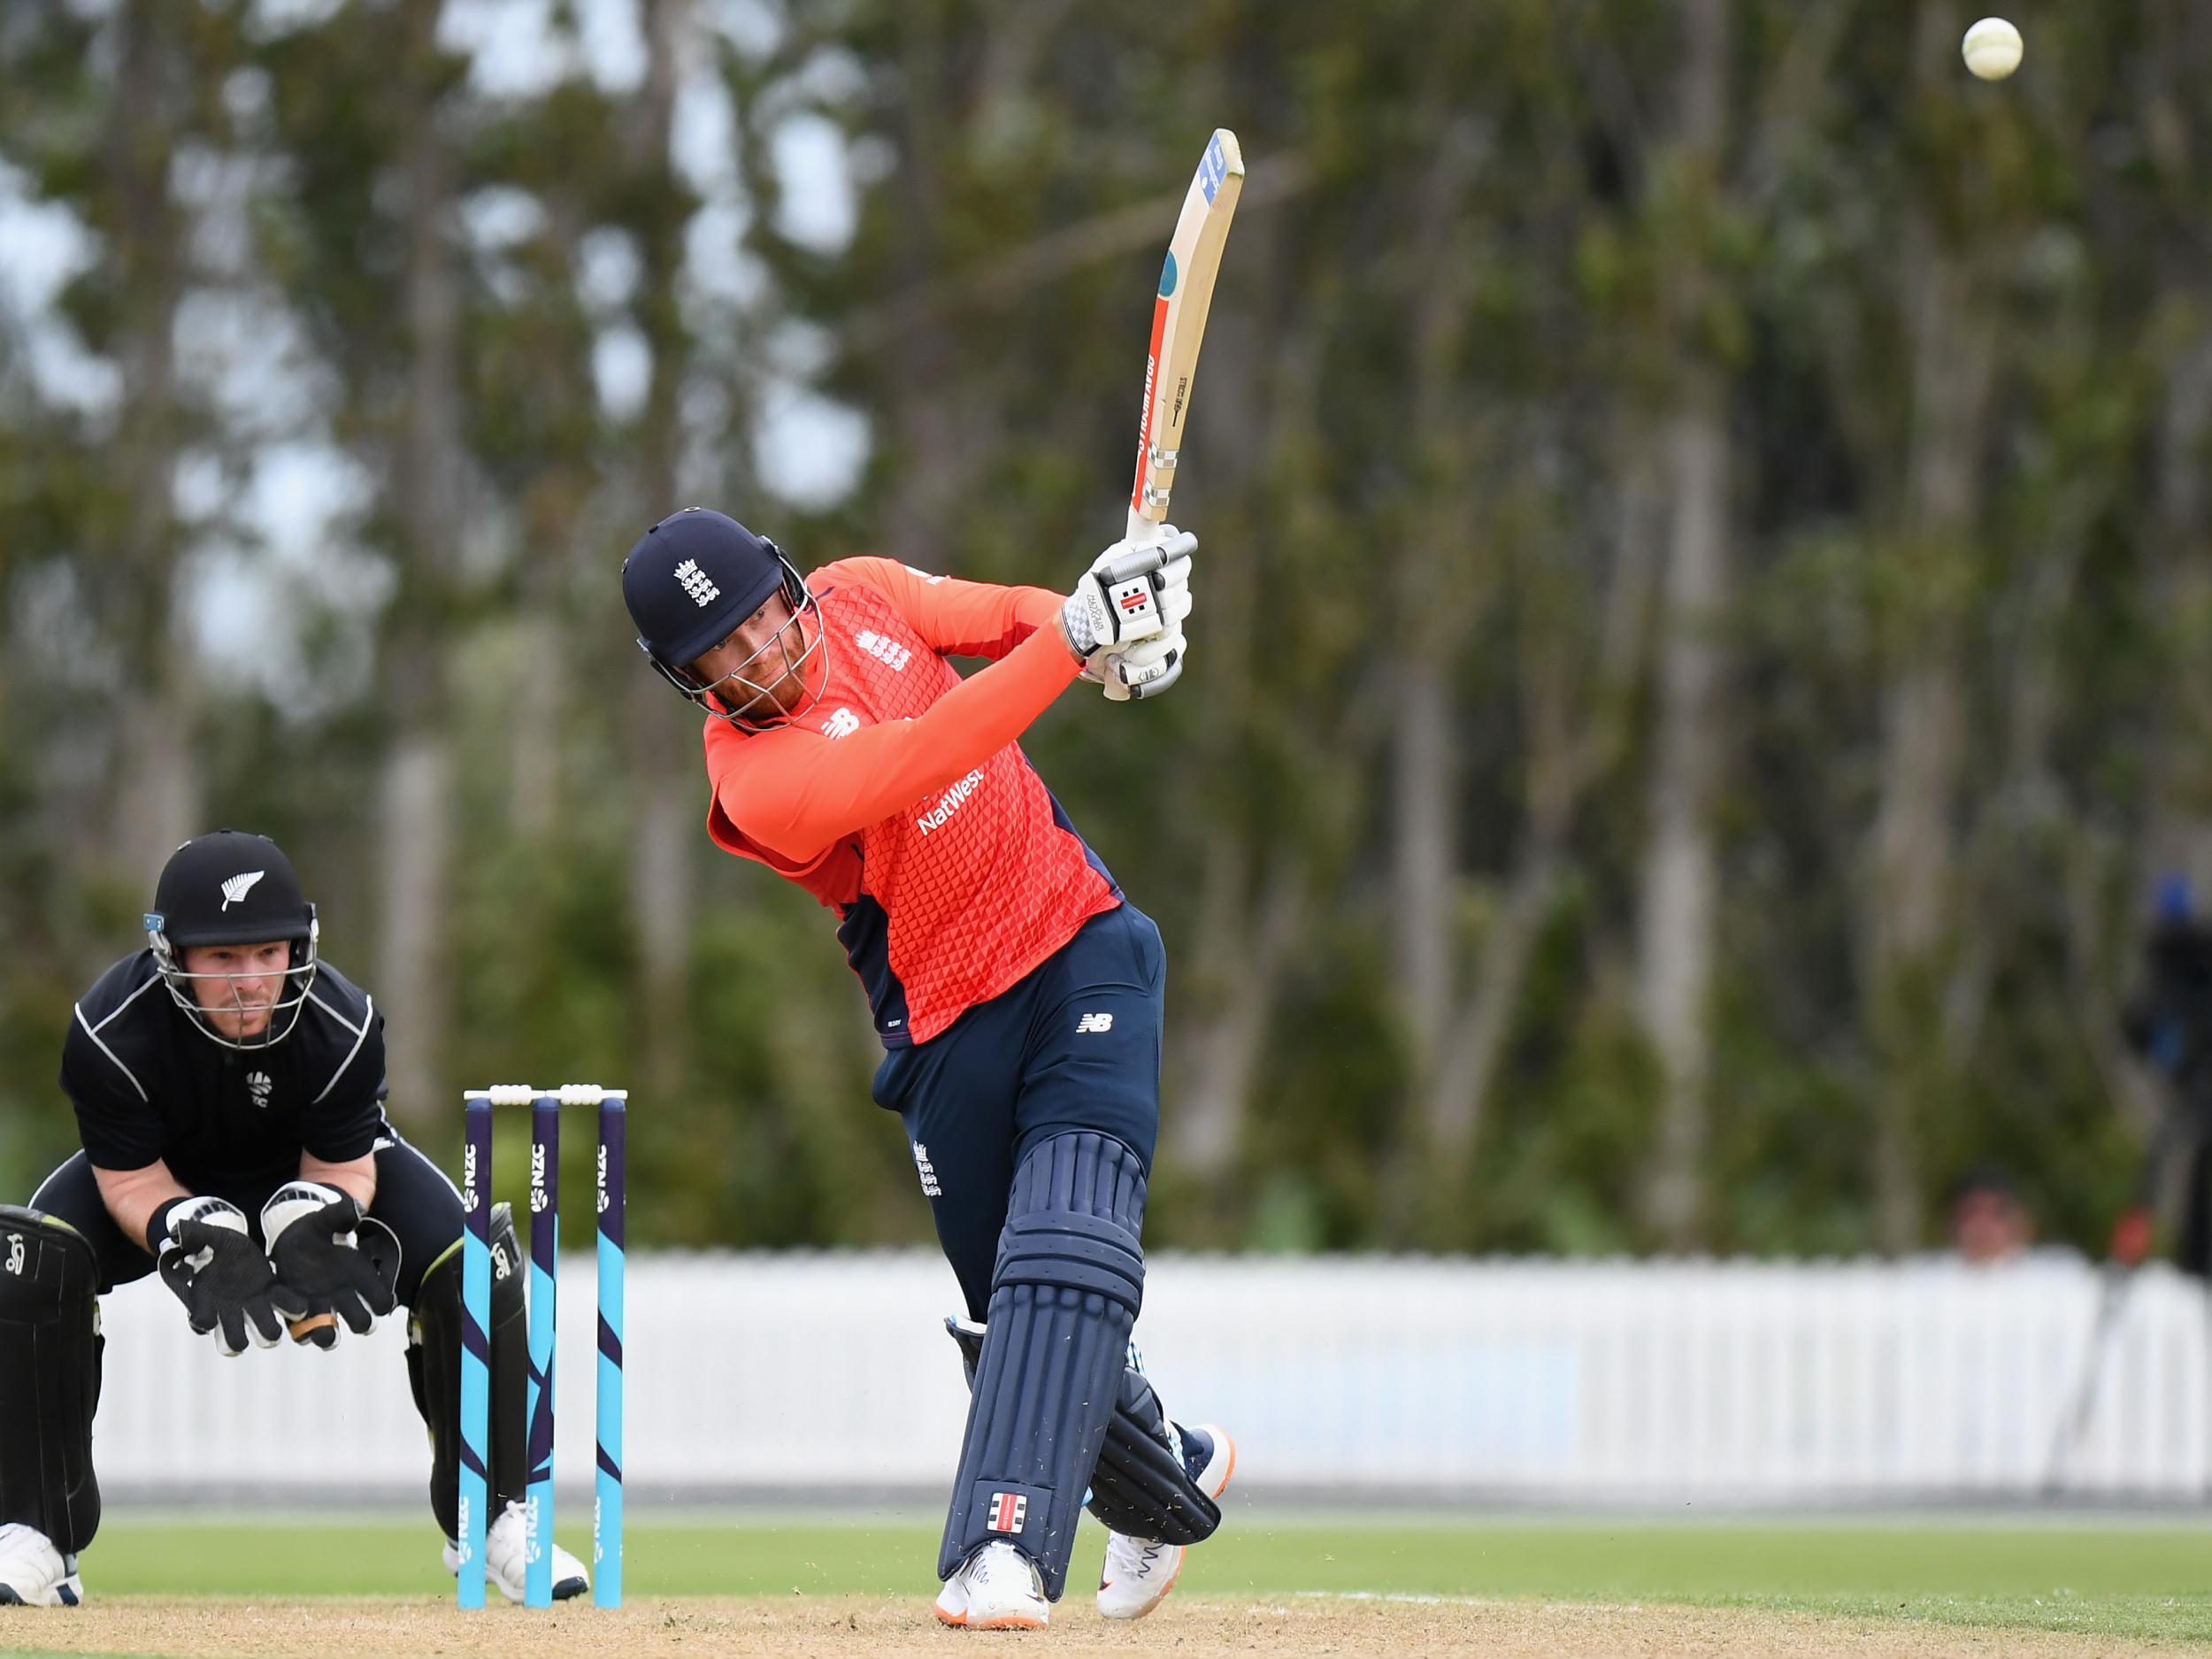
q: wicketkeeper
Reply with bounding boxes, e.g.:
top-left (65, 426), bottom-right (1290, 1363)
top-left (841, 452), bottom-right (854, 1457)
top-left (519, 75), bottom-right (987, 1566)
top-left (624, 509), bottom-right (1235, 1630)
top-left (0, 829), bottom-right (587, 1606)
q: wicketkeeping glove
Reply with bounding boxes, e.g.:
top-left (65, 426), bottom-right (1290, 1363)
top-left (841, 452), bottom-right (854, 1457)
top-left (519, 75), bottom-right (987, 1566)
top-left (262, 1183), bottom-right (402, 1349)
top-left (150, 1195), bottom-right (297, 1356)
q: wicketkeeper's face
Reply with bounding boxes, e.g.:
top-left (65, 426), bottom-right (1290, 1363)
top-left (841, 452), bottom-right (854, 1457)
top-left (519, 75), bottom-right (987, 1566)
top-left (176, 941), bottom-right (293, 1040)
top-left (687, 594), bottom-right (815, 721)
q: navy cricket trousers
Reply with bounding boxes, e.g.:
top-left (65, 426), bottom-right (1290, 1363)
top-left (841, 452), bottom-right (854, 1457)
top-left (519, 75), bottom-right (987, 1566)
top-left (871, 901), bottom-right (1166, 1319)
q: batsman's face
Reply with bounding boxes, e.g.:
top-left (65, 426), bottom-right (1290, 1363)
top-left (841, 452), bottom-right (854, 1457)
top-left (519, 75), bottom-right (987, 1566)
top-left (688, 594), bottom-right (815, 721)
top-left (177, 941), bottom-right (291, 1040)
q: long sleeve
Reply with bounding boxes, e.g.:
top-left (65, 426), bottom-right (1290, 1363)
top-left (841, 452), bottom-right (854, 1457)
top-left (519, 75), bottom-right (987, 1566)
top-left (708, 618), bottom-right (1081, 864)
top-left (815, 556), bottom-right (1063, 661)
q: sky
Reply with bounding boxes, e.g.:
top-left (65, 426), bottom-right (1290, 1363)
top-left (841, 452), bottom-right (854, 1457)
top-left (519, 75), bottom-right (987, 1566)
top-left (0, 0), bottom-right (870, 696)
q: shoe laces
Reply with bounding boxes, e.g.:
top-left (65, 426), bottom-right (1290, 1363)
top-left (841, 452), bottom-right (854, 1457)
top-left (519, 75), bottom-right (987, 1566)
top-left (1107, 1531), bottom-right (1166, 1574)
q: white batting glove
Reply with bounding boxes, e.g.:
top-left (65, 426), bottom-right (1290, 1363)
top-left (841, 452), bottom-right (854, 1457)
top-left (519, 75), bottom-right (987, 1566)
top-left (1062, 529), bottom-right (1195, 680)
top-left (1101, 628), bottom-right (1188, 701)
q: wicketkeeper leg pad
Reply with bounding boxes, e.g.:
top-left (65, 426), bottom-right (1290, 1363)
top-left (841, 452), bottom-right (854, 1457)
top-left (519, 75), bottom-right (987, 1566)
top-left (937, 1132), bottom-right (1146, 1601)
top-left (0, 1206), bottom-right (103, 1555)
top-left (410, 1202), bottom-right (527, 1539)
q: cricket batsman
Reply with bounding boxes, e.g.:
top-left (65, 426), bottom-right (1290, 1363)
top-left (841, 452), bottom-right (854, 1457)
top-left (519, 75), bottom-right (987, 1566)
top-left (0, 829), bottom-right (587, 1606)
top-left (623, 508), bottom-right (1235, 1630)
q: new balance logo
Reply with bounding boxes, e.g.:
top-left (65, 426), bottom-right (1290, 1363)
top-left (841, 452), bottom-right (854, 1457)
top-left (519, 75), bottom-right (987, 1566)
top-left (822, 708), bottom-right (861, 739)
top-left (673, 557), bottom-right (720, 608)
top-left (987, 1492), bottom-right (1028, 1533)
top-left (911, 1141), bottom-right (941, 1198)
top-left (219, 871), bottom-right (265, 910)
top-left (1075, 1012), bottom-right (1114, 1034)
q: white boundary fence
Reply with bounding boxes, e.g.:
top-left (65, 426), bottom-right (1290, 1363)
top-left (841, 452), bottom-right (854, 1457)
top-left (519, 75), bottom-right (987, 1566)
top-left (90, 1251), bottom-right (2212, 1503)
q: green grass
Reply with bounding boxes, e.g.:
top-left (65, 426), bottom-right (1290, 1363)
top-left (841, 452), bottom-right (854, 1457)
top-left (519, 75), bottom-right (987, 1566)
top-left (72, 1513), bottom-right (2212, 1646)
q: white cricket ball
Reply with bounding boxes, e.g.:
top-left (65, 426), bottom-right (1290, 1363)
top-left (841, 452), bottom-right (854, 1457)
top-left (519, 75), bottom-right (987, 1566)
top-left (1962, 17), bottom-right (2023, 81)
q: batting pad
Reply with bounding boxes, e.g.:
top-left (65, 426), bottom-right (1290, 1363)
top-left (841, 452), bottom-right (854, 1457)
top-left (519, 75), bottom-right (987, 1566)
top-left (1086, 1359), bottom-right (1223, 1545)
top-left (937, 1133), bottom-right (1146, 1600)
top-left (0, 1205), bottom-right (103, 1555)
top-left (944, 1320), bottom-right (1220, 1547)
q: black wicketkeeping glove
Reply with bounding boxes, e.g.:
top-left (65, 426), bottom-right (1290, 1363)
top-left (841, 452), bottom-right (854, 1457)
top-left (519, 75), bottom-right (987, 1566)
top-left (261, 1183), bottom-right (401, 1349)
top-left (150, 1196), bottom-right (296, 1356)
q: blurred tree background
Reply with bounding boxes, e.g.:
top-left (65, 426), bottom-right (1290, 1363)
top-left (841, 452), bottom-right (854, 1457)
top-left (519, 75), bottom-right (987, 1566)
top-left (2, 0), bottom-right (2206, 1257)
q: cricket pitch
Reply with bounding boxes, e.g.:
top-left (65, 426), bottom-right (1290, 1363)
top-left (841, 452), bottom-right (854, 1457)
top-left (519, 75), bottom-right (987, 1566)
top-left (8, 1595), bottom-right (2206, 1659)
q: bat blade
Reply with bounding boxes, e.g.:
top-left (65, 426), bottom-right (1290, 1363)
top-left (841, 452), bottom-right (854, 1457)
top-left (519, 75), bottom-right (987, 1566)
top-left (1126, 128), bottom-right (1243, 547)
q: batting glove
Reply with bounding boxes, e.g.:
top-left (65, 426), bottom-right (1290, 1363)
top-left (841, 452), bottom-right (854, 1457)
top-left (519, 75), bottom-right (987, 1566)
top-left (1100, 628), bottom-right (1188, 701)
top-left (1063, 528), bottom-right (1195, 687)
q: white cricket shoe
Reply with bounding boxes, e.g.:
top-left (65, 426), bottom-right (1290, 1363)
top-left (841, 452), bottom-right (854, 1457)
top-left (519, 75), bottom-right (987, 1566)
top-left (0, 1522), bottom-right (81, 1608)
top-left (1097, 1422), bottom-right (1236, 1620)
top-left (442, 1499), bottom-right (588, 1603)
top-left (934, 1540), bottom-right (1049, 1630)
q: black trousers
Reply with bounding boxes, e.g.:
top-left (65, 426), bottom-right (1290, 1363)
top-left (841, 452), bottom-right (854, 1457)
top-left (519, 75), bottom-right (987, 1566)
top-left (28, 1133), bottom-right (462, 1306)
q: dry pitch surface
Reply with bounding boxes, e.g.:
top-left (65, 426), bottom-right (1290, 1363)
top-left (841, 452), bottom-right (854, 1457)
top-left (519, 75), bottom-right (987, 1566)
top-left (9, 1595), bottom-right (2207, 1659)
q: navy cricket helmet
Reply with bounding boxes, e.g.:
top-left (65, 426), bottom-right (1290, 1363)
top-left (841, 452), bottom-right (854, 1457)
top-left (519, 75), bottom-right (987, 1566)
top-left (143, 829), bottom-right (321, 1050)
top-left (621, 508), bottom-right (820, 728)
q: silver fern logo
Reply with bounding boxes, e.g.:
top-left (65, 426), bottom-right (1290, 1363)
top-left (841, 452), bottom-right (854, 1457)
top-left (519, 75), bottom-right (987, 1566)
top-left (219, 871), bottom-right (266, 911)
top-left (247, 1071), bottom-right (273, 1110)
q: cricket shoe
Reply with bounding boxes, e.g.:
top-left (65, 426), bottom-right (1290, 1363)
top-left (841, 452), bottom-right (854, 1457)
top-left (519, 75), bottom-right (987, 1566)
top-left (442, 1500), bottom-right (589, 1603)
top-left (0, 1523), bottom-right (81, 1607)
top-left (934, 1540), bottom-right (1049, 1630)
top-left (1097, 1422), bottom-right (1237, 1620)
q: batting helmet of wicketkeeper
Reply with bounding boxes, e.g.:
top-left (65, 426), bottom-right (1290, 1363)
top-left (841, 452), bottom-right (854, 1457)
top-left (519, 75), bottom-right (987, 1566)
top-left (142, 828), bottom-right (321, 1052)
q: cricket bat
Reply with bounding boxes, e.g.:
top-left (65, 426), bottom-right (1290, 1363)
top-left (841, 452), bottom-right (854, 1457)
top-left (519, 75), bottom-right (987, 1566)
top-left (1125, 128), bottom-right (1243, 549)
